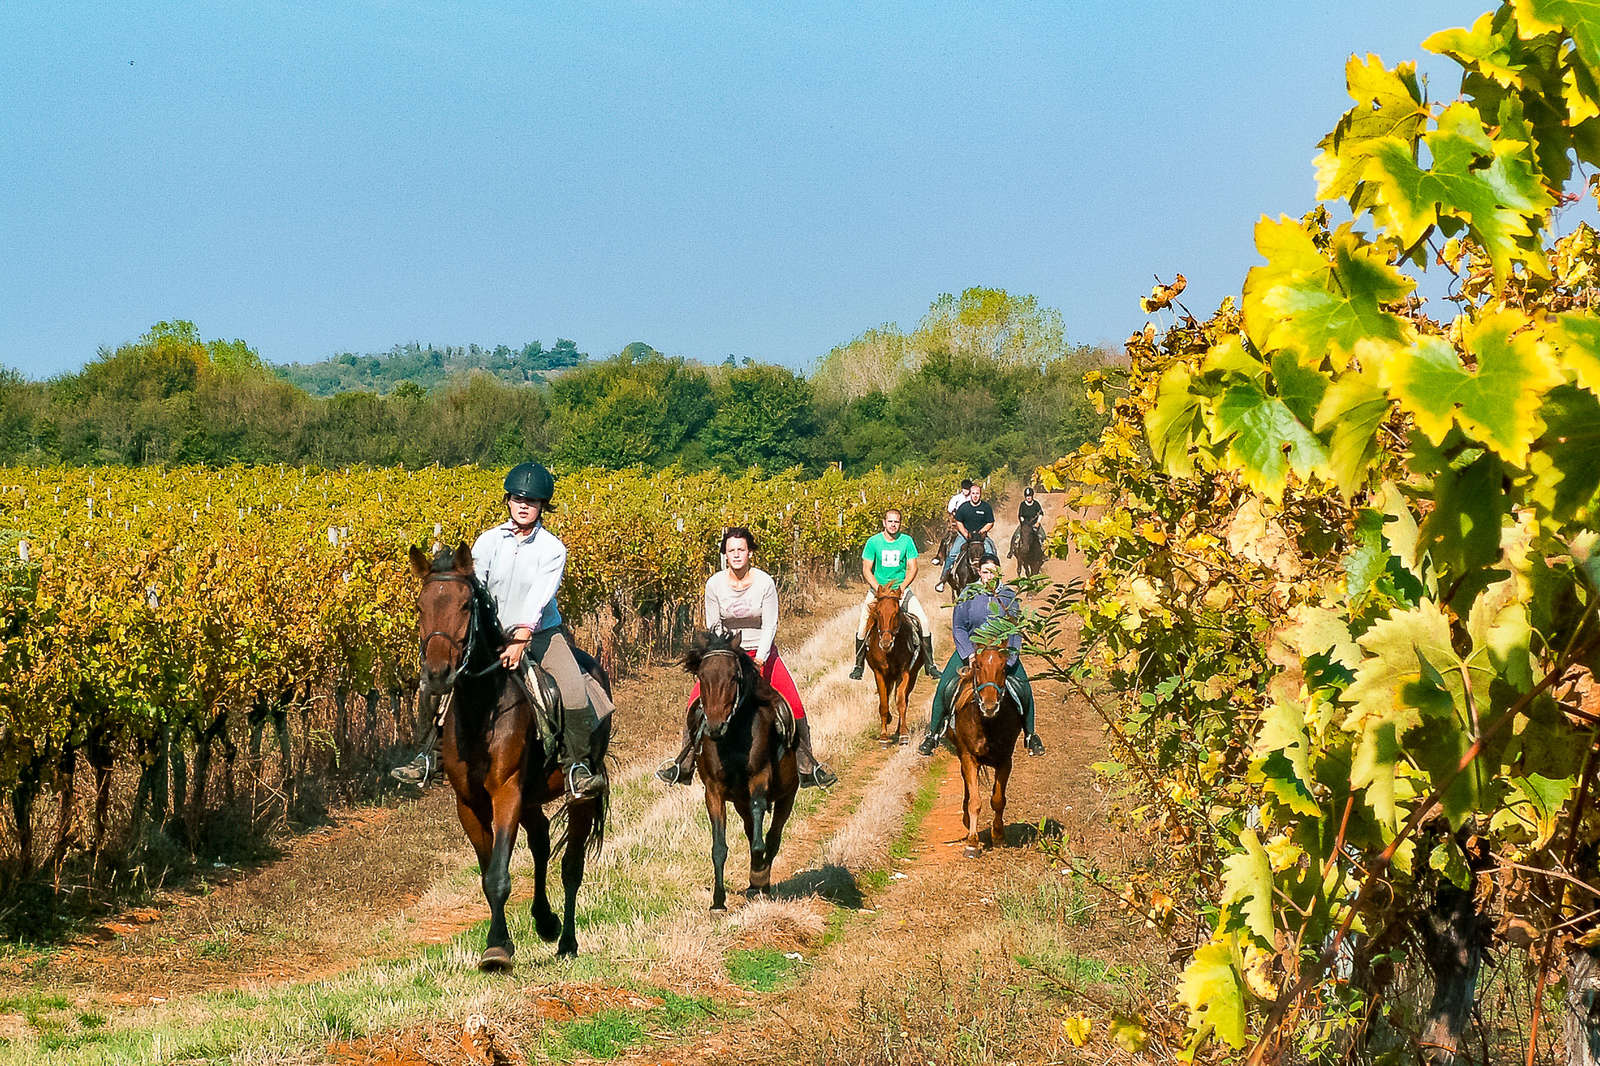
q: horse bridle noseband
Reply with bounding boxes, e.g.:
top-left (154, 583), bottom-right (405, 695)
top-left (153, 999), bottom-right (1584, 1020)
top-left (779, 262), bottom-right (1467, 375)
top-left (697, 647), bottom-right (758, 726)
top-left (418, 572), bottom-right (502, 688)
top-left (869, 592), bottom-right (909, 652)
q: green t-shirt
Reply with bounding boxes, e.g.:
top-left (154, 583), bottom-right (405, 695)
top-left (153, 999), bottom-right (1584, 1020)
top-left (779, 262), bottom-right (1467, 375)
top-left (863, 532), bottom-right (919, 588)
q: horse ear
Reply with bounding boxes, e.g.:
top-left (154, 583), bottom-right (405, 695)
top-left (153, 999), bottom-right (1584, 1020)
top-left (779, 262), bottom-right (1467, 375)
top-left (454, 541), bottom-right (474, 574)
top-left (729, 630), bottom-right (743, 650)
top-left (408, 545), bottom-right (430, 581)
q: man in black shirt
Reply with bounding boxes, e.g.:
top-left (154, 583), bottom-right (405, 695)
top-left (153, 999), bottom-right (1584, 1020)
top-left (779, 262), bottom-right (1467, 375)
top-left (936, 483), bottom-right (996, 592)
top-left (1011, 485), bottom-right (1045, 558)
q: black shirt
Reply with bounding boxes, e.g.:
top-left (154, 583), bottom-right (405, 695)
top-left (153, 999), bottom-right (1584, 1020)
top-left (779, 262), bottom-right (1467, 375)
top-left (1019, 499), bottom-right (1043, 525)
top-left (953, 500), bottom-right (994, 537)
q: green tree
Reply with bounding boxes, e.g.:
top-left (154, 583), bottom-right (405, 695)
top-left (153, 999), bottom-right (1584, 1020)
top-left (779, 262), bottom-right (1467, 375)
top-left (701, 364), bottom-right (818, 473)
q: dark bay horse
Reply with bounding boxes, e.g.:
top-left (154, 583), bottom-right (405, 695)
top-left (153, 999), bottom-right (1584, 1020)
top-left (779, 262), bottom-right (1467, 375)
top-left (947, 538), bottom-right (987, 598)
top-left (682, 629), bottom-right (798, 912)
top-left (950, 644), bottom-right (1023, 858)
top-left (410, 544), bottom-right (610, 968)
top-left (864, 586), bottom-right (920, 745)
top-left (1011, 520), bottom-right (1046, 580)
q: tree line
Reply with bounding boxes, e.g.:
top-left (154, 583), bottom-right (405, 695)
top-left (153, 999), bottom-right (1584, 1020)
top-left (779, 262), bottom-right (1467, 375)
top-left (0, 289), bottom-right (1110, 474)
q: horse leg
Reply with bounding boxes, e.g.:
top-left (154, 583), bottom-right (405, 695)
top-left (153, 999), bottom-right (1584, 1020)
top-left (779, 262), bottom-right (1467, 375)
top-left (874, 671), bottom-right (892, 742)
top-left (454, 797), bottom-right (503, 968)
top-left (759, 786), bottom-right (795, 897)
top-left (895, 670), bottom-right (911, 744)
top-left (706, 786), bottom-right (730, 913)
top-left (746, 786), bottom-right (771, 898)
top-left (557, 799), bottom-right (596, 957)
top-left (524, 804), bottom-right (562, 943)
top-left (958, 749), bottom-right (983, 858)
top-left (478, 786), bottom-right (522, 971)
top-left (990, 755), bottom-right (1012, 850)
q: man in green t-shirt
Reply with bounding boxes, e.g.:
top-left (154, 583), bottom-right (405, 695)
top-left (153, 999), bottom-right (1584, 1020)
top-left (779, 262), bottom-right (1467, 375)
top-left (850, 509), bottom-right (939, 680)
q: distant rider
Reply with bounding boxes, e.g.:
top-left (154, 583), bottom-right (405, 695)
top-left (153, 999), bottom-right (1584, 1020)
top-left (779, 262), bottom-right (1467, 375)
top-left (1010, 486), bottom-right (1044, 558)
top-left (848, 508), bottom-right (940, 681)
top-left (936, 481), bottom-right (996, 593)
top-left (918, 554), bottom-right (1044, 757)
top-left (657, 527), bottom-right (837, 789)
top-left (392, 462), bottom-right (607, 799)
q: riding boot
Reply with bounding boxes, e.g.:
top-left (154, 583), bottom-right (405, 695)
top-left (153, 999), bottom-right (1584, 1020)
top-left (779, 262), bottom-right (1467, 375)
top-left (656, 703), bottom-right (702, 785)
top-left (918, 659), bottom-right (959, 756)
top-left (1012, 662), bottom-right (1045, 757)
top-left (919, 631), bottom-right (940, 679)
top-left (848, 637), bottom-right (867, 680)
top-left (390, 693), bottom-right (445, 785)
top-left (560, 703), bottom-right (607, 799)
top-left (792, 718), bottom-right (838, 788)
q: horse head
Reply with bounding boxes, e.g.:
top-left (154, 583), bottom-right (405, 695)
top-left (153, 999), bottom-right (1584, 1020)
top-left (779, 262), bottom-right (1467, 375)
top-left (684, 629), bottom-right (753, 740)
top-left (868, 585), bottom-right (905, 653)
top-left (410, 542), bottom-right (486, 694)
top-left (967, 644), bottom-right (1010, 719)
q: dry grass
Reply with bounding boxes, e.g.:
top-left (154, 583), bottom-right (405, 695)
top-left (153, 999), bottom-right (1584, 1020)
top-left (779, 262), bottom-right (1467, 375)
top-left (819, 747), bottom-right (921, 871)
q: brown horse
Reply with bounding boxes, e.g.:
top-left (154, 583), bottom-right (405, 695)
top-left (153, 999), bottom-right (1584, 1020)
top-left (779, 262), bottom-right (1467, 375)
top-left (947, 537), bottom-right (987, 598)
top-left (864, 586), bottom-right (921, 745)
top-left (1011, 519), bottom-right (1046, 580)
top-left (950, 644), bottom-right (1022, 858)
top-left (410, 544), bottom-right (609, 969)
top-left (682, 629), bottom-right (799, 912)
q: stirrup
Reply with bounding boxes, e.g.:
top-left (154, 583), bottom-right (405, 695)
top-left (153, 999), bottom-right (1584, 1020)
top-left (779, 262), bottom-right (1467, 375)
top-left (800, 764), bottom-right (838, 789)
top-left (1025, 733), bottom-right (1046, 757)
top-left (566, 762), bottom-right (606, 799)
top-left (655, 757), bottom-right (692, 786)
top-left (916, 732), bottom-right (940, 756)
top-left (389, 752), bottom-right (433, 786)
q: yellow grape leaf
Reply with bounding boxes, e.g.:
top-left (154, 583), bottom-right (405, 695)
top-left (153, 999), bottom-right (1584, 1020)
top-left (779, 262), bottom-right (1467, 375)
top-left (1381, 310), bottom-right (1562, 465)
top-left (1221, 829), bottom-right (1276, 943)
top-left (1178, 936), bottom-right (1248, 1048)
top-left (1545, 311), bottom-right (1600, 399)
top-left (1061, 1014), bottom-right (1092, 1047)
top-left (1513, 0), bottom-right (1600, 73)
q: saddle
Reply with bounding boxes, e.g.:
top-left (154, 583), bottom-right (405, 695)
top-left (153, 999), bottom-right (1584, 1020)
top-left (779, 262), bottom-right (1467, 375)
top-left (522, 646), bottom-right (614, 750)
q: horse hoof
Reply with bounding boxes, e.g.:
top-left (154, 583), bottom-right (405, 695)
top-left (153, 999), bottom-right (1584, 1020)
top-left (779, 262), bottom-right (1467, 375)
top-left (897, 734), bottom-right (909, 746)
top-left (556, 940), bottom-right (578, 959)
top-left (710, 904), bottom-right (728, 915)
top-left (962, 845), bottom-right (982, 859)
top-left (478, 945), bottom-right (515, 972)
top-left (533, 910), bottom-right (562, 943)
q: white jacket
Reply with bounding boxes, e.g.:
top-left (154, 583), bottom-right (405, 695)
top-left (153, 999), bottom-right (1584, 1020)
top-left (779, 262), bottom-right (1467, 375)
top-left (472, 520), bottom-right (565, 634)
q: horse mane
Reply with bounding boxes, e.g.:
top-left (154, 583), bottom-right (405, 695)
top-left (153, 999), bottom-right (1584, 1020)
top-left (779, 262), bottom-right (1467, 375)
top-left (683, 628), bottom-right (745, 674)
top-left (426, 546), bottom-right (504, 644)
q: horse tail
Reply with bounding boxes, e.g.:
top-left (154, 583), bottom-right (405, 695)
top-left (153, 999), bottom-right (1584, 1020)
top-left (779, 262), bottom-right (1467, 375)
top-left (549, 750), bottom-right (612, 861)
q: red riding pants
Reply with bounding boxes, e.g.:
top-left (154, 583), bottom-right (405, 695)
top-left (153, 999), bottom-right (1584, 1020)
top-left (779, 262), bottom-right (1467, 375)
top-left (688, 648), bottom-right (806, 719)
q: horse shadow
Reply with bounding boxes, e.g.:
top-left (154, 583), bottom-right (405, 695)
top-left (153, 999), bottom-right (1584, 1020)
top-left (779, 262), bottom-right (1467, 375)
top-left (771, 864), bottom-right (866, 909)
top-left (991, 817), bottom-right (1066, 849)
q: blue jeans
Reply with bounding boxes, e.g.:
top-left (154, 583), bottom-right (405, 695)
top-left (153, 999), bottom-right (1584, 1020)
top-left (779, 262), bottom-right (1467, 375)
top-left (942, 533), bottom-right (996, 579)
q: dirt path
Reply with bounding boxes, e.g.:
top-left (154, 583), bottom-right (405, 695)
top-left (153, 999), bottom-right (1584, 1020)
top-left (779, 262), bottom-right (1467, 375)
top-left (1, 493), bottom-right (1164, 1066)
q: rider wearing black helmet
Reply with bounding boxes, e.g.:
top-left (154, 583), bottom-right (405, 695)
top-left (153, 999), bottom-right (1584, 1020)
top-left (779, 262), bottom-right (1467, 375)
top-left (393, 462), bottom-right (607, 798)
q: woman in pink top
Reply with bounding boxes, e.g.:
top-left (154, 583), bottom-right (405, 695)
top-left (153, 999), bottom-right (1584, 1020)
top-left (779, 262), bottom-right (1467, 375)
top-left (657, 527), bottom-right (837, 789)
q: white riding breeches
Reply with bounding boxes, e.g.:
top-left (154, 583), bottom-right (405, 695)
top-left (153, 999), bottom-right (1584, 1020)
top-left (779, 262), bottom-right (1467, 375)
top-left (856, 590), bottom-right (932, 640)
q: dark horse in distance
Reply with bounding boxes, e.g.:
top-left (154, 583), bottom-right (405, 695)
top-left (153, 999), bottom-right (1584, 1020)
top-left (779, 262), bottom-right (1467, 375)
top-left (411, 544), bottom-right (610, 968)
top-left (950, 644), bottom-right (1023, 858)
top-left (1010, 519), bottom-right (1046, 580)
top-left (863, 585), bottom-right (923, 745)
top-left (682, 629), bottom-right (799, 911)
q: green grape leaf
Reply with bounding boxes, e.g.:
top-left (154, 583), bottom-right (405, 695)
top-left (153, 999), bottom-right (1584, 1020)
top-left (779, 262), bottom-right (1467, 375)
top-left (1496, 772), bottom-right (1576, 848)
top-left (1314, 364), bottom-right (1391, 497)
top-left (1282, 605), bottom-right (1363, 670)
top-left (1525, 384), bottom-right (1600, 522)
top-left (1546, 311), bottom-right (1600, 399)
top-left (1513, 0), bottom-right (1600, 73)
top-left (1178, 936), bottom-right (1248, 1049)
top-left (1383, 311), bottom-right (1563, 463)
top-left (1364, 102), bottom-right (1554, 281)
top-left (1255, 695), bottom-right (1322, 817)
top-left (1374, 481), bottom-right (1431, 589)
top-left (1212, 380), bottom-right (1330, 498)
top-left (1429, 837), bottom-right (1473, 890)
top-left (1244, 220), bottom-right (1414, 372)
top-left (1345, 508), bottom-right (1390, 600)
top-left (1316, 55), bottom-right (1429, 206)
top-left (1272, 352), bottom-right (1332, 425)
top-left (1147, 364), bottom-right (1203, 477)
top-left (1416, 451), bottom-right (1508, 592)
top-left (1222, 829), bottom-right (1276, 943)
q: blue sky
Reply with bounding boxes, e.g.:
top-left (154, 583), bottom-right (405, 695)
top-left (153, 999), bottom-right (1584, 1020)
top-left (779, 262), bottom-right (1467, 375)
top-left (2, 2), bottom-right (1480, 377)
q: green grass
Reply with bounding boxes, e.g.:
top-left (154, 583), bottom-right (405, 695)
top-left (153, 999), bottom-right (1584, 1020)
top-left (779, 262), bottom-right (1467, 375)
top-left (996, 872), bottom-right (1096, 927)
top-left (725, 946), bottom-right (803, 992)
top-left (538, 993), bottom-right (717, 1062)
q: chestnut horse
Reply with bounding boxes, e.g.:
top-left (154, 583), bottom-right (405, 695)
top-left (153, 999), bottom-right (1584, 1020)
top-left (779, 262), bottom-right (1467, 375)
top-left (950, 644), bottom-right (1023, 858)
top-left (683, 629), bottom-right (798, 912)
top-left (864, 586), bottom-right (921, 745)
top-left (410, 544), bottom-right (610, 968)
top-left (1011, 519), bottom-right (1046, 580)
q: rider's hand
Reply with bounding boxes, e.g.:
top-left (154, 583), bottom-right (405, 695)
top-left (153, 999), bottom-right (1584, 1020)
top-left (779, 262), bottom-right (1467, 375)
top-left (501, 628), bottom-right (531, 669)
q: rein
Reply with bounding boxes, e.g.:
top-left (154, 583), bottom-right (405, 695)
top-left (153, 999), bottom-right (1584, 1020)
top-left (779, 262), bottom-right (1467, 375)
top-left (696, 647), bottom-right (761, 733)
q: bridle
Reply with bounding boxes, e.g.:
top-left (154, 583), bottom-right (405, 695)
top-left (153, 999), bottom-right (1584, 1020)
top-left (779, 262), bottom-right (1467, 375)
top-left (417, 571), bottom-right (501, 689)
top-left (968, 649), bottom-right (1006, 717)
top-left (696, 646), bottom-right (757, 736)
top-left (869, 590), bottom-right (907, 652)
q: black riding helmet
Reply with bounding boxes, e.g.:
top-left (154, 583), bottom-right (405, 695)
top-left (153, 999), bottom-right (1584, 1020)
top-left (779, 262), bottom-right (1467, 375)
top-left (503, 461), bottom-right (556, 505)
